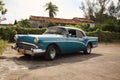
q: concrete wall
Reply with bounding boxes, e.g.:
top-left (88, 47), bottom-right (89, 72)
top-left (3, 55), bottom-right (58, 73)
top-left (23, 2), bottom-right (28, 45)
top-left (30, 20), bottom-right (45, 28)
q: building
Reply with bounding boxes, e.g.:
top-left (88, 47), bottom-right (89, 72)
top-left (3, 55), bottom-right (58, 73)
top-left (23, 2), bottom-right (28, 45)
top-left (0, 24), bottom-right (13, 28)
top-left (29, 16), bottom-right (95, 28)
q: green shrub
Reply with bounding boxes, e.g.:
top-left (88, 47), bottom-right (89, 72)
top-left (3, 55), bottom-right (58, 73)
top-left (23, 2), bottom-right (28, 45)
top-left (0, 26), bottom-right (120, 43)
top-left (15, 19), bottom-right (31, 28)
top-left (0, 27), bottom-right (46, 42)
top-left (15, 27), bottom-right (46, 34)
top-left (100, 20), bottom-right (120, 32)
top-left (86, 29), bottom-right (120, 42)
top-left (0, 39), bottom-right (8, 55)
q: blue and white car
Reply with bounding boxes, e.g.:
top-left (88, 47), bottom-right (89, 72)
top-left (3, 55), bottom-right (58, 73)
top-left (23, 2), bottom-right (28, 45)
top-left (12, 26), bottom-right (98, 60)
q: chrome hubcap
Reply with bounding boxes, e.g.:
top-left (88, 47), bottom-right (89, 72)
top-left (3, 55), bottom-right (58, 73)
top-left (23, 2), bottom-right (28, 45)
top-left (87, 45), bottom-right (91, 53)
top-left (49, 48), bottom-right (56, 59)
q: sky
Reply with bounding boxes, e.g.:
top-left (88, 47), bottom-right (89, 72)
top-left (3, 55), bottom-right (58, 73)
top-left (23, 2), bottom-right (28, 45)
top-left (2, 0), bottom-right (84, 24)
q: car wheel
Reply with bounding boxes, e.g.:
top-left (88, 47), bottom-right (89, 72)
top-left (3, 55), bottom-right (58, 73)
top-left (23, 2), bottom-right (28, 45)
top-left (24, 54), bottom-right (31, 58)
top-left (24, 54), bottom-right (30, 56)
top-left (45, 45), bottom-right (58, 60)
top-left (84, 43), bottom-right (92, 54)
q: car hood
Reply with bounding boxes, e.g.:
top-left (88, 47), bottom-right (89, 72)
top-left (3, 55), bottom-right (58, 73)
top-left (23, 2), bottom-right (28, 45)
top-left (16, 34), bottom-right (64, 43)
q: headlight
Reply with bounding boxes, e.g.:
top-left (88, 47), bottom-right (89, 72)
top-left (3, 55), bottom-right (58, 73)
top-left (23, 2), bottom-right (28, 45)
top-left (34, 37), bottom-right (39, 43)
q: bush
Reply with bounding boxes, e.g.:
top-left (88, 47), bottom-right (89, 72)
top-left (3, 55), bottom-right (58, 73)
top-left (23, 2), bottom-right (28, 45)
top-left (0, 26), bottom-right (120, 43)
top-left (0, 39), bottom-right (8, 55)
top-left (86, 29), bottom-right (120, 42)
top-left (15, 19), bottom-right (31, 28)
top-left (0, 27), bottom-right (46, 42)
top-left (0, 27), bottom-right (17, 42)
top-left (100, 20), bottom-right (120, 32)
top-left (15, 27), bottom-right (46, 34)
top-left (45, 21), bottom-right (57, 27)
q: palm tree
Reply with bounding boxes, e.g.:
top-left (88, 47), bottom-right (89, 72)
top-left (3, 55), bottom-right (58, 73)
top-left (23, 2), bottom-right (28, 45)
top-left (44, 2), bottom-right (58, 18)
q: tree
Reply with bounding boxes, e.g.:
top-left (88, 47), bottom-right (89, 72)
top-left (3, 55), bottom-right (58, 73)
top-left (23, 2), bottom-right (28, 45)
top-left (0, 0), bottom-right (7, 23)
top-left (80, 0), bottom-right (120, 23)
top-left (1, 9), bottom-right (7, 15)
top-left (16, 19), bottom-right (31, 28)
top-left (108, 0), bottom-right (120, 19)
top-left (44, 2), bottom-right (58, 18)
top-left (14, 20), bottom-right (18, 25)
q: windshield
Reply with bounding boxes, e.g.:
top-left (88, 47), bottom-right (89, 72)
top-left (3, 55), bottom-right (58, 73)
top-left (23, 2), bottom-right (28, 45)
top-left (44, 27), bottom-right (67, 35)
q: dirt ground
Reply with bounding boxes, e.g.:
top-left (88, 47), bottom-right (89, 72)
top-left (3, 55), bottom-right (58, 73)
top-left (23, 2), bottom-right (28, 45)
top-left (0, 43), bottom-right (120, 80)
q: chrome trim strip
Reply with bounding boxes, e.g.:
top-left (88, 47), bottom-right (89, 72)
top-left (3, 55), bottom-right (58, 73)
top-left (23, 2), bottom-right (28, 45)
top-left (25, 49), bottom-right (46, 55)
top-left (12, 44), bottom-right (45, 55)
top-left (19, 42), bottom-right (38, 48)
top-left (44, 40), bottom-right (98, 47)
top-left (43, 41), bottom-right (86, 46)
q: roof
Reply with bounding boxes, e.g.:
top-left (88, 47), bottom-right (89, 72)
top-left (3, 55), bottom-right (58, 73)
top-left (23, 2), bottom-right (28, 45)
top-left (29, 16), bottom-right (94, 25)
top-left (73, 17), bottom-right (94, 23)
top-left (48, 26), bottom-right (87, 36)
top-left (0, 24), bottom-right (13, 27)
top-left (56, 26), bottom-right (84, 32)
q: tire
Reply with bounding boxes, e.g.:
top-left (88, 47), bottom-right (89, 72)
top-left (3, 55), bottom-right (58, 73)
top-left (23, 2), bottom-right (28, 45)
top-left (24, 54), bottom-right (31, 57)
top-left (84, 43), bottom-right (92, 54)
top-left (45, 45), bottom-right (58, 60)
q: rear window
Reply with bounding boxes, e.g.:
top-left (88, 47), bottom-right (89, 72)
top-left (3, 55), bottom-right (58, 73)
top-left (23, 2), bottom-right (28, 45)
top-left (44, 27), bottom-right (67, 35)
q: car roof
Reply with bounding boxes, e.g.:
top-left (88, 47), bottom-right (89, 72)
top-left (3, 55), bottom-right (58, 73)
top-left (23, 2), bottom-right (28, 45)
top-left (50, 26), bottom-right (82, 30)
top-left (49, 26), bottom-right (86, 36)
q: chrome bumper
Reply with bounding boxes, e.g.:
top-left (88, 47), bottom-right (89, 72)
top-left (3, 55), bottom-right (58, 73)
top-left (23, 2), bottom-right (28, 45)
top-left (12, 44), bottom-right (46, 55)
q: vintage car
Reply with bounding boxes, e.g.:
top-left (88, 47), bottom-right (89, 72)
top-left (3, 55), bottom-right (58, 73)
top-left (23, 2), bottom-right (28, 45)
top-left (12, 26), bottom-right (98, 60)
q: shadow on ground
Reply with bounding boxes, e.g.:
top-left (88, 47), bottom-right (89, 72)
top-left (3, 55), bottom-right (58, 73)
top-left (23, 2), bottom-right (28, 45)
top-left (10, 53), bottom-right (102, 70)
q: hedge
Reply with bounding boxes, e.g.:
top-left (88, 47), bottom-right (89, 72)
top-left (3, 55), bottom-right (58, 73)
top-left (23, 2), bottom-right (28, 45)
top-left (86, 29), bottom-right (120, 42)
top-left (15, 27), bottom-right (46, 34)
top-left (0, 27), bottom-right (46, 42)
top-left (0, 27), bottom-right (120, 42)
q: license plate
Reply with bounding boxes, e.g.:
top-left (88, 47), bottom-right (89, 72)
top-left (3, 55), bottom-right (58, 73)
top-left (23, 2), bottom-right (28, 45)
top-left (18, 49), bottom-right (24, 54)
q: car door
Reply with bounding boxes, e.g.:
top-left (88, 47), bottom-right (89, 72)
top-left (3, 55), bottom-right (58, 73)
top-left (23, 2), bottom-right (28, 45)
top-left (75, 30), bottom-right (87, 51)
top-left (62, 29), bottom-right (86, 53)
top-left (68, 29), bottom-right (87, 52)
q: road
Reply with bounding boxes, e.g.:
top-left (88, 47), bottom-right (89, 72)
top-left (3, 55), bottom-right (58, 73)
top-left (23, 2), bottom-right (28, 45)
top-left (0, 43), bottom-right (120, 80)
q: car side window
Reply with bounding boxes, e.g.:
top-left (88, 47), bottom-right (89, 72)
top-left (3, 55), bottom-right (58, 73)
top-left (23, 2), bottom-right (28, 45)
top-left (76, 30), bottom-right (84, 38)
top-left (68, 29), bottom-right (76, 37)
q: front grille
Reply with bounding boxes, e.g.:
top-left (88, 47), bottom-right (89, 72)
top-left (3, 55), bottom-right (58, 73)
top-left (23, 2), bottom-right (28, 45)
top-left (16, 42), bottom-right (37, 50)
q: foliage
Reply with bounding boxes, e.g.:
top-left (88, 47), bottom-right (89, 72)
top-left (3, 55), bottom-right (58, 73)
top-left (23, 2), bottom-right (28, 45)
top-left (0, 24), bottom-right (120, 43)
top-left (14, 20), bottom-right (18, 25)
top-left (0, 0), bottom-right (7, 22)
top-left (80, 0), bottom-right (120, 23)
top-left (66, 24), bottom-right (120, 42)
top-left (15, 27), bottom-right (46, 34)
top-left (108, 1), bottom-right (120, 19)
top-left (0, 0), bottom-right (7, 14)
top-left (45, 21), bottom-right (57, 27)
top-left (0, 27), bottom-right (17, 42)
top-left (86, 29), bottom-right (120, 42)
top-left (15, 19), bottom-right (31, 28)
top-left (0, 27), bottom-right (46, 42)
top-left (44, 2), bottom-right (58, 18)
top-left (101, 21), bottom-right (120, 32)
top-left (0, 39), bottom-right (8, 55)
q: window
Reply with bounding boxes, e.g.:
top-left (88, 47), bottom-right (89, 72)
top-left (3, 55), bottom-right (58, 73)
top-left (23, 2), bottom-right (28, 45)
top-left (76, 30), bottom-right (84, 38)
top-left (68, 29), bottom-right (76, 37)
top-left (68, 29), bottom-right (85, 38)
top-left (44, 27), bottom-right (67, 35)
